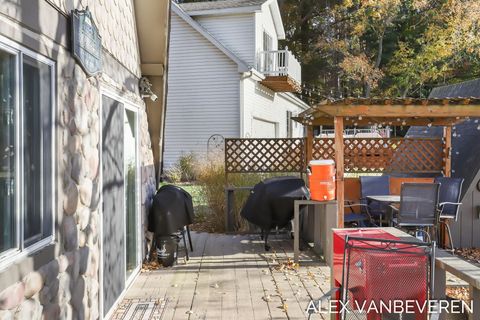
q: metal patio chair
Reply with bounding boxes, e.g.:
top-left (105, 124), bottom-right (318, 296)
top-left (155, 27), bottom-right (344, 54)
top-left (344, 202), bottom-right (375, 227)
top-left (434, 177), bottom-right (464, 252)
top-left (391, 183), bottom-right (440, 242)
top-left (314, 236), bottom-right (438, 320)
top-left (358, 176), bottom-right (391, 226)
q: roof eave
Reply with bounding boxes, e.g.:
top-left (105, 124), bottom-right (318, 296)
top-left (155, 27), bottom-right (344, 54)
top-left (185, 6), bottom-right (262, 16)
top-left (267, 0), bottom-right (285, 39)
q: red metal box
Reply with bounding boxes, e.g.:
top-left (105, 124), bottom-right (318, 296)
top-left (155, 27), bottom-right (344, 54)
top-left (332, 229), bottom-right (428, 320)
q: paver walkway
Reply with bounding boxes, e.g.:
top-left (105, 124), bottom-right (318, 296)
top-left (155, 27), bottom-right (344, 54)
top-left (115, 232), bottom-right (330, 320)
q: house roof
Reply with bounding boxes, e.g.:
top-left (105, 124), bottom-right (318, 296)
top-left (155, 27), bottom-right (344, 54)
top-left (172, 2), bottom-right (250, 72)
top-left (180, 0), bottom-right (266, 12)
top-left (407, 79), bottom-right (480, 197)
top-left (179, 0), bottom-right (286, 39)
top-left (293, 97), bottom-right (480, 126)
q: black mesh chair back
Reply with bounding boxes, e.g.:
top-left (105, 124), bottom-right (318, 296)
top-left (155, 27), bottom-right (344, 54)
top-left (341, 236), bottom-right (435, 320)
top-left (434, 177), bottom-right (464, 220)
top-left (397, 183), bottom-right (440, 227)
top-left (360, 176), bottom-right (390, 216)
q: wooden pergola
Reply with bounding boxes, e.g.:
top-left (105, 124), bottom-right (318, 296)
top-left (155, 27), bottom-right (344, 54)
top-left (294, 97), bottom-right (480, 228)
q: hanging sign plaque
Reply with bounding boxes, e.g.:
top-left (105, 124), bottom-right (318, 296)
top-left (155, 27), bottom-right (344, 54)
top-left (71, 7), bottom-right (102, 75)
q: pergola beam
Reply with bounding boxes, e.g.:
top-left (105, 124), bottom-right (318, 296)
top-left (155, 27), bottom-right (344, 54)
top-left (308, 117), bottom-right (462, 127)
top-left (312, 105), bottom-right (480, 118)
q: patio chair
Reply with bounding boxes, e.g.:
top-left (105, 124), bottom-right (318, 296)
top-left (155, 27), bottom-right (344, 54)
top-left (391, 183), bottom-right (440, 242)
top-left (360, 175), bottom-right (391, 226)
top-left (434, 177), bottom-right (464, 252)
top-left (343, 202), bottom-right (375, 227)
top-left (313, 236), bottom-right (437, 320)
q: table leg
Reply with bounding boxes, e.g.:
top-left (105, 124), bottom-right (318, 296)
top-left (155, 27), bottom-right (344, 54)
top-left (294, 202), bottom-right (300, 263)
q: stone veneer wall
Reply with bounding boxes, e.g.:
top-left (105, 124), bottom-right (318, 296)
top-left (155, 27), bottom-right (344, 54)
top-left (0, 1), bottom-right (158, 319)
top-left (47, 0), bottom-right (142, 78)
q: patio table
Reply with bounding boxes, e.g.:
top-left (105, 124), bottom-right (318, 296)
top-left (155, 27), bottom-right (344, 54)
top-left (366, 195), bottom-right (401, 226)
top-left (366, 195), bottom-right (401, 203)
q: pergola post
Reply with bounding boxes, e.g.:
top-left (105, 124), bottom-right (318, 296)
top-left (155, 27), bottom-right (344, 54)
top-left (334, 116), bottom-right (344, 228)
top-left (442, 125), bottom-right (453, 247)
top-left (444, 126), bottom-right (452, 177)
top-left (306, 126), bottom-right (314, 164)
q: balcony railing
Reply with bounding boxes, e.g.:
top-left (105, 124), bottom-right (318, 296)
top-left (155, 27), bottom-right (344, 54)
top-left (256, 48), bottom-right (301, 85)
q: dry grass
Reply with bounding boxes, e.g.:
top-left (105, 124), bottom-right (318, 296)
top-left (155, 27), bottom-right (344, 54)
top-left (195, 160), bottom-right (297, 233)
top-left (162, 157), bottom-right (302, 233)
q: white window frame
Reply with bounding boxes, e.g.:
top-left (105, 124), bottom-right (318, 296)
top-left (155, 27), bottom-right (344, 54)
top-left (123, 103), bottom-right (141, 287)
top-left (0, 35), bottom-right (56, 270)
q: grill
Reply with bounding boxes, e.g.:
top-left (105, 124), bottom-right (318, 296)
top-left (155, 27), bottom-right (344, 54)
top-left (240, 176), bottom-right (308, 250)
top-left (148, 185), bottom-right (194, 265)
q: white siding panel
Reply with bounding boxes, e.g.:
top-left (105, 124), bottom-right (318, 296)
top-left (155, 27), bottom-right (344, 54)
top-left (242, 77), bottom-right (305, 138)
top-left (195, 14), bottom-right (256, 66)
top-left (164, 12), bottom-right (240, 169)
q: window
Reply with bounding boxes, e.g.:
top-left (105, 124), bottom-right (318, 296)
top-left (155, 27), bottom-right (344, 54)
top-left (124, 108), bottom-right (138, 278)
top-left (263, 31), bottom-right (273, 52)
top-left (0, 38), bottom-right (54, 264)
top-left (262, 31), bottom-right (274, 71)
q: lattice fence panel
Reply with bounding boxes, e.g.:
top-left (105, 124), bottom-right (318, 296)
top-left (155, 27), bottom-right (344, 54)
top-left (387, 138), bottom-right (443, 173)
top-left (312, 138), bottom-right (335, 160)
top-left (225, 138), bottom-right (306, 173)
top-left (313, 138), bottom-right (443, 173)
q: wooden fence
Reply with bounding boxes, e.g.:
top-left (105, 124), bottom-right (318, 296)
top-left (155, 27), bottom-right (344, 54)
top-left (225, 137), bottom-right (444, 174)
top-left (224, 138), bottom-right (305, 173)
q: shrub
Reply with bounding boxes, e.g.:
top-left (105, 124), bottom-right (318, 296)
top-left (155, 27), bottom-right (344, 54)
top-left (164, 165), bottom-right (182, 183)
top-left (178, 153), bottom-right (198, 182)
top-left (164, 153), bottom-right (199, 183)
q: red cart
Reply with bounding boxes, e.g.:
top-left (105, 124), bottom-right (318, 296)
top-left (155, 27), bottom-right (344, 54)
top-left (332, 229), bottom-right (431, 320)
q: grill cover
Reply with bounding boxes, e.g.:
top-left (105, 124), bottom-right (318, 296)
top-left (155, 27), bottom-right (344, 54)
top-left (240, 176), bottom-right (308, 230)
top-left (148, 185), bottom-right (194, 236)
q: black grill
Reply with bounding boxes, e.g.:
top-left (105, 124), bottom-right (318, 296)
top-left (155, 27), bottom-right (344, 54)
top-left (240, 176), bottom-right (308, 250)
top-left (148, 185), bottom-right (194, 264)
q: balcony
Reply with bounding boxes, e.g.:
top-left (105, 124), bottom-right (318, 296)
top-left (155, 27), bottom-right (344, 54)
top-left (256, 48), bottom-right (301, 93)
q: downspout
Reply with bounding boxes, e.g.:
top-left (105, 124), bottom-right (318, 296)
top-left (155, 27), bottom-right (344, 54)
top-left (240, 69), bottom-right (254, 138)
top-left (159, 1), bottom-right (172, 180)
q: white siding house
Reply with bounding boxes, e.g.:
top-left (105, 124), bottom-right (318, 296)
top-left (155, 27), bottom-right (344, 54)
top-left (163, 0), bottom-right (309, 169)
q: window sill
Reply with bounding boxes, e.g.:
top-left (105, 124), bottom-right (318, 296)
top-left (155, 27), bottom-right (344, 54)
top-left (0, 236), bottom-right (55, 275)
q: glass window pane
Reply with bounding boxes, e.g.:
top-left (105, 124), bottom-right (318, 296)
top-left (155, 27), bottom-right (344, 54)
top-left (125, 109), bottom-right (137, 276)
top-left (22, 55), bottom-right (52, 246)
top-left (0, 49), bottom-right (17, 254)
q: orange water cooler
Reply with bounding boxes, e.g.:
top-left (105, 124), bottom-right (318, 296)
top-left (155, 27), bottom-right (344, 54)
top-left (308, 159), bottom-right (336, 201)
